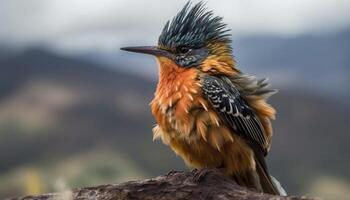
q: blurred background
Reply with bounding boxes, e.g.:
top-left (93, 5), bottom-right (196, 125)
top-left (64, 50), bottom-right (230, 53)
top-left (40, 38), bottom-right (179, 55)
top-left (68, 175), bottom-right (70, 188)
top-left (0, 0), bottom-right (349, 199)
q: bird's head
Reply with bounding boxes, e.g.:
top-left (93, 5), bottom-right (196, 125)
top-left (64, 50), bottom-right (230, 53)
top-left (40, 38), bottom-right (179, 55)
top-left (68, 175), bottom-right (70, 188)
top-left (121, 1), bottom-right (237, 76)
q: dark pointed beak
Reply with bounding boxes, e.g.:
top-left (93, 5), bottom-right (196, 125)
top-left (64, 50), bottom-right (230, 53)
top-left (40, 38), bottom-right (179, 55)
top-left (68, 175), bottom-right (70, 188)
top-left (120, 46), bottom-right (172, 58)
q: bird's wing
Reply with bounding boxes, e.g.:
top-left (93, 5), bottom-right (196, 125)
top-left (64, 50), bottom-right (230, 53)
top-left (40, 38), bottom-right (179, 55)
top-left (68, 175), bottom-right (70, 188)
top-left (202, 75), bottom-right (268, 155)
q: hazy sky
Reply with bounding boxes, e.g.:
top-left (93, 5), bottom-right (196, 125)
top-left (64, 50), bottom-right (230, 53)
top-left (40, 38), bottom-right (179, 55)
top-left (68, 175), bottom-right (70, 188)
top-left (1, 0), bottom-right (349, 52)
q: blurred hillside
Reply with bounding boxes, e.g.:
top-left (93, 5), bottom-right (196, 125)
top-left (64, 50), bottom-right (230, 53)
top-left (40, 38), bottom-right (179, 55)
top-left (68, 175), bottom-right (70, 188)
top-left (0, 48), bottom-right (349, 199)
top-left (0, 48), bottom-right (182, 198)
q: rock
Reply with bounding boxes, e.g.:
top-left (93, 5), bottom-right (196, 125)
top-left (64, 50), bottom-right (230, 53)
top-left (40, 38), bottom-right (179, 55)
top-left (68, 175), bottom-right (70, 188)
top-left (10, 169), bottom-right (315, 200)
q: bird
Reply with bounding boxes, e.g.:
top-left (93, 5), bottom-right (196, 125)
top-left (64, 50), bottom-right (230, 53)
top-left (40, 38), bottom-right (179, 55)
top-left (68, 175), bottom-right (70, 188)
top-left (121, 1), bottom-right (283, 195)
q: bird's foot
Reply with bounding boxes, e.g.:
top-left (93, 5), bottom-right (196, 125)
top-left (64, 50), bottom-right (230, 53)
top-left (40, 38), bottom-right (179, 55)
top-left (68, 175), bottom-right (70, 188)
top-left (192, 168), bottom-right (212, 183)
top-left (166, 170), bottom-right (178, 177)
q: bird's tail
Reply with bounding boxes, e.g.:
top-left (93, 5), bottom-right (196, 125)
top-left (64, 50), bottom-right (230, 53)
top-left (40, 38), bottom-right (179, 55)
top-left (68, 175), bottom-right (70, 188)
top-left (254, 156), bottom-right (280, 195)
top-left (231, 164), bottom-right (286, 195)
top-left (270, 175), bottom-right (287, 196)
top-left (233, 142), bottom-right (286, 195)
top-left (244, 140), bottom-right (285, 195)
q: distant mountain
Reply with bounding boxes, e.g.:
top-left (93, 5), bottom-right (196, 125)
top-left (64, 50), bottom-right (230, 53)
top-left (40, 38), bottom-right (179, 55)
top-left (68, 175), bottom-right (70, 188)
top-left (234, 30), bottom-right (350, 98)
top-left (235, 30), bottom-right (350, 72)
top-left (0, 49), bottom-right (349, 198)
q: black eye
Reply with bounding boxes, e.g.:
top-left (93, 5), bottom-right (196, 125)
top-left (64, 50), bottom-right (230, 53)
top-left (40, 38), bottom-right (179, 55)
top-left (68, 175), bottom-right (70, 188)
top-left (178, 46), bottom-right (191, 54)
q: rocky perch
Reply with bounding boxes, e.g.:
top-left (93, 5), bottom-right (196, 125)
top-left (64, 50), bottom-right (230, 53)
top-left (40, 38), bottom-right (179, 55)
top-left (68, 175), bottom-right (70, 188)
top-left (10, 169), bottom-right (315, 200)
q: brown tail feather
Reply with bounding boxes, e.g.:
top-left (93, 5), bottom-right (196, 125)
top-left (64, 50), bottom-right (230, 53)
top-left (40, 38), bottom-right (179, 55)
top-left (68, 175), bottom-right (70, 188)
top-left (232, 171), bottom-right (262, 193)
top-left (245, 139), bottom-right (280, 195)
top-left (254, 155), bottom-right (280, 195)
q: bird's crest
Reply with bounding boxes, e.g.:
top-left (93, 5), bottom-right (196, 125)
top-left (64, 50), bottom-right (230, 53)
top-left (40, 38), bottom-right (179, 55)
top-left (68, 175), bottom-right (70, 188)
top-left (158, 1), bottom-right (231, 50)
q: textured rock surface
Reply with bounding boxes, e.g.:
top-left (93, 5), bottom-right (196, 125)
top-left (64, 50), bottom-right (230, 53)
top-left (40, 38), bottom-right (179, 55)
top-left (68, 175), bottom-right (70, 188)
top-left (10, 169), bottom-right (314, 200)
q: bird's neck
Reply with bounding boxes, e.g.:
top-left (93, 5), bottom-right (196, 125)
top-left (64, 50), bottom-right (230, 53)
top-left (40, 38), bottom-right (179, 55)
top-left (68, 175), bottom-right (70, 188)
top-left (155, 57), bottom-right (198, 91)
top-left (201, 43), bottom-right (239, 75)
top-left (151, 57), bottom-right (201, 133)
top-left (199, 55), bottom-right (239, 76)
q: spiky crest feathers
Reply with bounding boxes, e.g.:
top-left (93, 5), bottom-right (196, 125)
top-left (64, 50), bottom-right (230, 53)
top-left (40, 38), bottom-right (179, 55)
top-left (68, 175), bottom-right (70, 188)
top-left (158, 1), bottom-right (231, 51)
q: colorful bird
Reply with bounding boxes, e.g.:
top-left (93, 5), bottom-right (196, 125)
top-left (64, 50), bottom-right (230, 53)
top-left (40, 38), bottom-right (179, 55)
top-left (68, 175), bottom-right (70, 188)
top-left (121, 1), bottom-right (283, 195)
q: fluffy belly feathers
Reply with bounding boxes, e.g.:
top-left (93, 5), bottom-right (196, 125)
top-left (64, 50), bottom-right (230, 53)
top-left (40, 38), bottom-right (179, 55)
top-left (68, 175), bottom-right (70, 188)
top-left (150, 68), bottom-right (255, 174)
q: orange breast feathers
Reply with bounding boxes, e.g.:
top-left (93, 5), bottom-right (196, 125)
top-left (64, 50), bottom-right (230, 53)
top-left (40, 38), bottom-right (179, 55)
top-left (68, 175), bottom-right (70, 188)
top-left (150, 57), bottom-right (255, 173)
top-left (150, 56), bottom-right (206, 136)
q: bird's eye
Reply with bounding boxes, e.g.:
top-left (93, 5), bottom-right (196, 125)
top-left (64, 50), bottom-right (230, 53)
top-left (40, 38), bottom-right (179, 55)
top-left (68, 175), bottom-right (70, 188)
top-left (178, 46), bottom-right (191, 54)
